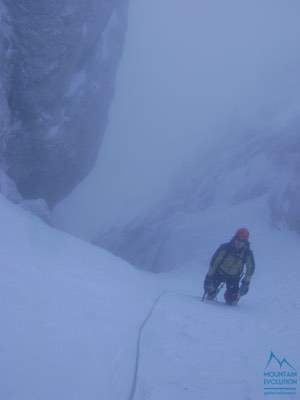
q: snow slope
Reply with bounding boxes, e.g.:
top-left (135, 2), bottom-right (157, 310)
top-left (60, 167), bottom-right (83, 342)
top-left (137, 206), bottom-right (300, 400)
top-left (1, 195), bottom-right (299, 400)
top-left (0, 195), bottom-right (162, 400)
top-left (131, 198), bottom-right (300, 399)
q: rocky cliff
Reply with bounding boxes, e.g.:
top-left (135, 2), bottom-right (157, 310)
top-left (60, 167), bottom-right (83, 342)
top-left (0, 0), bottom-right (128, 205)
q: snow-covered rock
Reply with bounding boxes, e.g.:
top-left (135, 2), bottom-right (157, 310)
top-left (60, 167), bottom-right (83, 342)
top-left (0, 168), bottom-right (51, 222)
top-left (0, 0), bottom-right (128, 205)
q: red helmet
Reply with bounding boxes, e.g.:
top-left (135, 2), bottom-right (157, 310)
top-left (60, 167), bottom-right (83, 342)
top-left (235, 228), bottom-right (249, 241)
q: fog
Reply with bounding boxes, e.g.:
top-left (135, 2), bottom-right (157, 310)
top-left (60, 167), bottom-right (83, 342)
top-left (54, 0), bottom-right (300, 239)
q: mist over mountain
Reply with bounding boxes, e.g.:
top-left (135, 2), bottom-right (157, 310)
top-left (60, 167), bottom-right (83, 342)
top-left (0, 0), bottom-right (128, 206)
top-left (1, 0), bottom-right (299, 271)
top-left (94, 115), bottom-right (300, 271)
top-left (53, 0), bottom-right (300, 271)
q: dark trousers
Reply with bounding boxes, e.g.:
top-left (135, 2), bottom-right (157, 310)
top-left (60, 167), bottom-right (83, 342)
top-left (209, 271), bottom-right (240, 303)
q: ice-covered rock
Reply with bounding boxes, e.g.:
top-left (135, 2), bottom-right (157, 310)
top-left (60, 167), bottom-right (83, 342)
top-left (0, 0), bottom-right (128, 205)
top-left (0, 168), bottom-right (51, 222)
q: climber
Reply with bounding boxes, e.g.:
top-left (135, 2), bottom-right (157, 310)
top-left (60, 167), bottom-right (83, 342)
top-left (203, 228), bottom-right (255, 305)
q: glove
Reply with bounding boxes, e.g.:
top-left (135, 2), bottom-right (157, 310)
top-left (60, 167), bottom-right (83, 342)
top-left (204, 274), bottom-right (214, 292)
top-left (239, 279), bottom-right (250, 296)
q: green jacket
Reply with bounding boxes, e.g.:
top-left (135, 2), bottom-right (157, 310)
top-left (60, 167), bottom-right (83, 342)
top-left (207, 242), bottom-right (255, 283)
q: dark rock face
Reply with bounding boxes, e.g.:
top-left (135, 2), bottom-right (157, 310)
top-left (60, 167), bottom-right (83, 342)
top-left (0, 2), bottom-right (12, 161)
top-left (1, 0), bottom-right (128, 206)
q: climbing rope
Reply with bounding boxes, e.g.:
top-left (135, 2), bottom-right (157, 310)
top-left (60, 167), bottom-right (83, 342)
top-left (126, 290), bottom-right (199, 400)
